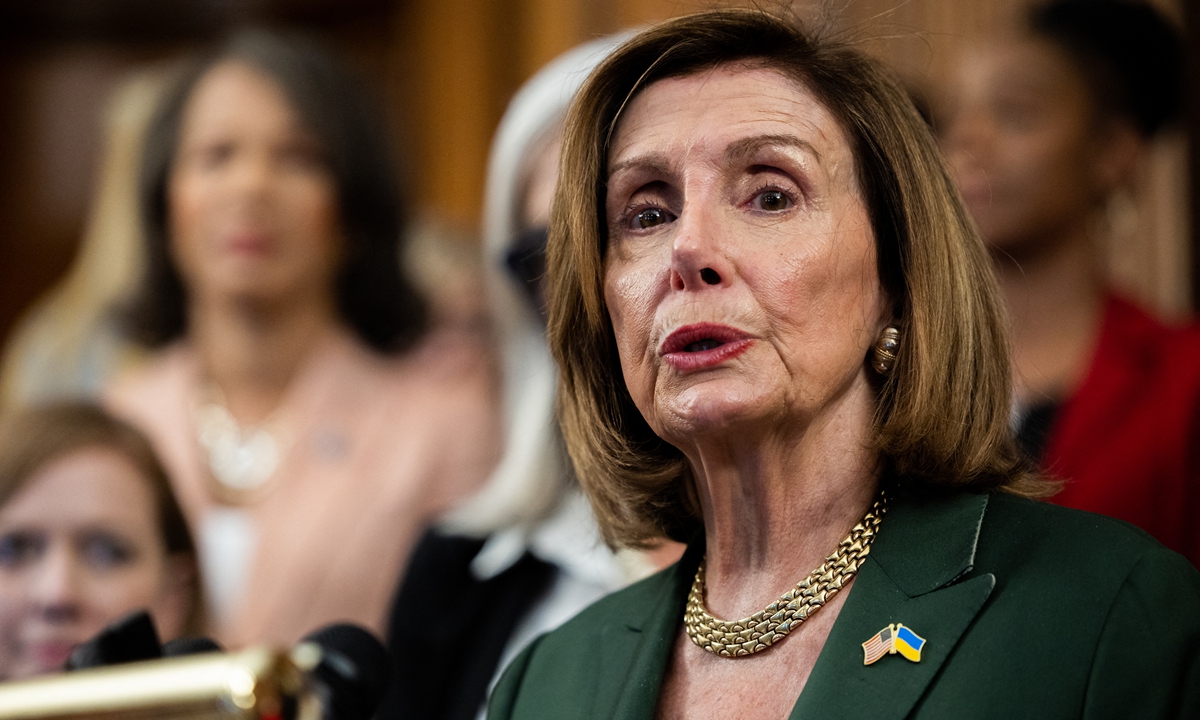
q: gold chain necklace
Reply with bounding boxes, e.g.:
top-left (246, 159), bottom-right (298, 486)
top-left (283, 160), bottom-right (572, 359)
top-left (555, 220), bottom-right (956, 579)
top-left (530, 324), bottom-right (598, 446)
top-left (684, 492), bottom-right (887, 658)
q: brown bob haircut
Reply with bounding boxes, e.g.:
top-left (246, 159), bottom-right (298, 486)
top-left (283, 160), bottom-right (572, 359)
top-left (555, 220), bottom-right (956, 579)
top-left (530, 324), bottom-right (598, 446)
top-left (0, 401), bottom-right (204, 631)
top-left (547, 9), bottom-right (1044, 548)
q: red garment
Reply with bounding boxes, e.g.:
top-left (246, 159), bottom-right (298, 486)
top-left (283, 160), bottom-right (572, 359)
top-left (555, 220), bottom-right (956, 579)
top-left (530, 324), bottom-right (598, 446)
top-left (1044, 295), bottom-right (1200, 566)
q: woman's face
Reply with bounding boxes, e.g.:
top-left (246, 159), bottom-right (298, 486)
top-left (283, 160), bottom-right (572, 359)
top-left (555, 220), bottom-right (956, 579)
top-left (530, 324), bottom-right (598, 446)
top-left (0, 447), bottom-right (190, 679)
top-left (168, 61), bottom-right (342, 307)
top-left (603, 66), bottom-right (886, 449)
top-left (940, 40), bottom-right (1120, 255)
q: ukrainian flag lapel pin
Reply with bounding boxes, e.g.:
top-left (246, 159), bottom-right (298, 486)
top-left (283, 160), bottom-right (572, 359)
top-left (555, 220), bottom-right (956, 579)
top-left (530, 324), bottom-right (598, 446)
top-left (862, 623), bottom-right (926, 665)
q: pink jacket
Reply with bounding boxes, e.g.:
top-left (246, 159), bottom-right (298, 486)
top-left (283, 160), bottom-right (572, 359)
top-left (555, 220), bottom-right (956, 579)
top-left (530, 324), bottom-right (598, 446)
top-left (106, 328), bottom-right (498, 648)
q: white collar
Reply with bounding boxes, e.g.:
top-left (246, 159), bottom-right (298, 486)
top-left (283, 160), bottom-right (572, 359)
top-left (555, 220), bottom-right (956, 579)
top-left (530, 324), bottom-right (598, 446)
top-left (469, 491), bottom-right (644, 588)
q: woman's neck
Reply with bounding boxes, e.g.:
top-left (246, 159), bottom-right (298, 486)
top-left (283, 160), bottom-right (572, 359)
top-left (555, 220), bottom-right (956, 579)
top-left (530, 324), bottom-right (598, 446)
top-left (688, 379), bottom-right (879, 621)
top-left (189, 294), bottom-right (340, 424)
top-left (994, 224), bottom-right (1105, 406)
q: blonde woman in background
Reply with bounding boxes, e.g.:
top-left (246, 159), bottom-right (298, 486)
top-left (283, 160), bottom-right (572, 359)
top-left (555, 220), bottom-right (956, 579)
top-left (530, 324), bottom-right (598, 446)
top-left (0, 70), bottom-right (166, 407)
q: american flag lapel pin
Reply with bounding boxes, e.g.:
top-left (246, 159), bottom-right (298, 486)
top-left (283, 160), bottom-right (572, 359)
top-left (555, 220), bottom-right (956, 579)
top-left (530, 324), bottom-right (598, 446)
top-left (862, 623), bottom-right (926, 665)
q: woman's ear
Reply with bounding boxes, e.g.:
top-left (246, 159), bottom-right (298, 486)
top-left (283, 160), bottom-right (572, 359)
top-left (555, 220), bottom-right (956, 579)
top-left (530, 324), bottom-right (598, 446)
top-left (152, 554), bottom-right (199, 640)
top-left (874, 293), bottom-right (898, 338)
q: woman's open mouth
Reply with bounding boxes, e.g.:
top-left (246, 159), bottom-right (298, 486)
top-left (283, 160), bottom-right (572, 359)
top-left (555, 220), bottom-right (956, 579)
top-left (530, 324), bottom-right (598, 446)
top-left (660, 323), bottom-right (753, 373)
top-left (29, 639), bottom-right (77, 671)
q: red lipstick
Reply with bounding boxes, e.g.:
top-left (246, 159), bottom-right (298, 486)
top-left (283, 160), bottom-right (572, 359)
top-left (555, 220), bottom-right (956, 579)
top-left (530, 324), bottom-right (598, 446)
top-left (660, 323), bottom-right (753, 373)
top-left (30, 640), bottom-right (75, 670)
top-left (224, 229), bottom-right (274, 257)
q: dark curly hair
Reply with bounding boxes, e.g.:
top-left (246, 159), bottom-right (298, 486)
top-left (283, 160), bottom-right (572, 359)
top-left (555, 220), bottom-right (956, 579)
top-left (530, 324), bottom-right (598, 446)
top-left (124, 29), bottom-right (427, 352)
top-left (1030, 0), bottom-right (1184, 138)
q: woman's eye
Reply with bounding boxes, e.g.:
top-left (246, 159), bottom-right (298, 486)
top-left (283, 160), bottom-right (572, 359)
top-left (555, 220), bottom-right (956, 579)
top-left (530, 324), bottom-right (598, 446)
top-left (278, 143), bottom-right (326, 172)
top-left (78, 534), bottom-right (135, 570)
top-left (993, 99), bottom-right (1042, 133)
top-left (753, 189), bottom-right (792, 212)
top-left (195, 143), bottom-right (235, 169)
top-left (632, 207), bottom-right (671, 230)
top-left (0, 533), bottom-right (43, 568)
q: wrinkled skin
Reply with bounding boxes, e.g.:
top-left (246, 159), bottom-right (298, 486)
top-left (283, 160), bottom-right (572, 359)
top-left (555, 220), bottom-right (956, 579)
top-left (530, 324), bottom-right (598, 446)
top-left (604, 66), bottom-right (886, 458)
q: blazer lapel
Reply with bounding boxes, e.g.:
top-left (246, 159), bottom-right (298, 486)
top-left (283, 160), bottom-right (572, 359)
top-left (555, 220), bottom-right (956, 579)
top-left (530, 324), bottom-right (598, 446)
top-left (790, 492), bottom-right (995, 720)
top-left (596, 543), bottom-right (702, 720)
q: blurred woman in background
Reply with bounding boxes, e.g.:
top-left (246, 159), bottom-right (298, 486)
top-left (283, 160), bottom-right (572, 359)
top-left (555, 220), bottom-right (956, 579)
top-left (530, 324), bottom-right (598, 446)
top-left (941, 0), bottom-right (1198, 564)
top-left (106, 30), bottom-right (498, 648)
top-left (0, 402), bottom-right (199, 679)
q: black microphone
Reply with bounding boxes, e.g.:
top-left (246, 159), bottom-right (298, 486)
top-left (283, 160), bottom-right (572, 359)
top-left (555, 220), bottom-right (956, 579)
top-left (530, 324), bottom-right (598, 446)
top-left (62, 615), bottom-right (388, 720)
top-left (64, 610), bottom-right (161, 670)
top-left (162, 636), bottom-right (224, 657)
top-left (293, 623), bottom-right (392, 720)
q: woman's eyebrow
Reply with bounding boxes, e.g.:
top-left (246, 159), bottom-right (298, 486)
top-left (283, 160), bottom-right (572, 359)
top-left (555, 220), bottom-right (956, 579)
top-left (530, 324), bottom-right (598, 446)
top-left (725, 134), bottom-right (821, 164)
top-left (608, 153), bottom-right (672, 179)
top-left (607, 134), bottom-right (819, 181)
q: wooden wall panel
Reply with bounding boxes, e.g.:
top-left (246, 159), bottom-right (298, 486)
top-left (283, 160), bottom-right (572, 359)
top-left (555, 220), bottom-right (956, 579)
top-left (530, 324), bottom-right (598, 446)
top-left (388, 0), bottom-right (511, 231)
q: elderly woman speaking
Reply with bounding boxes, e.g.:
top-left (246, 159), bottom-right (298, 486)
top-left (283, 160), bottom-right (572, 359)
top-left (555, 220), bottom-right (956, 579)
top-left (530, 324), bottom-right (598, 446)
top-left (487, 9), bottom-right (1200, 720)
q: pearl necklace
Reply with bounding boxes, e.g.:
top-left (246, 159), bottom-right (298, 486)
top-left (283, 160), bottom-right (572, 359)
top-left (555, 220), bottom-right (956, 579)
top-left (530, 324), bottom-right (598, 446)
top-left (192, 387), bottom-right (288, 505)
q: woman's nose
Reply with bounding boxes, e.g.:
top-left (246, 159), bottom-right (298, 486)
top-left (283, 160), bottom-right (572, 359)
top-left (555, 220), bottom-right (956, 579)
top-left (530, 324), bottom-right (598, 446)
top-left (29, 546), bottom-right (82, 621)
top-left (943, 109), bottom-right (992, 165)
top-left (229, 151), bottom-right (275, 199)
top-left (669, 206), bottom-right (729, 292)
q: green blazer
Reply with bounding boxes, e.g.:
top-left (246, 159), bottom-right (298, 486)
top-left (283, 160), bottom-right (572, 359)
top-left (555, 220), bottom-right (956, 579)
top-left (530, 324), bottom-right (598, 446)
top-left (488, 492), bottom-right (1200, 719)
